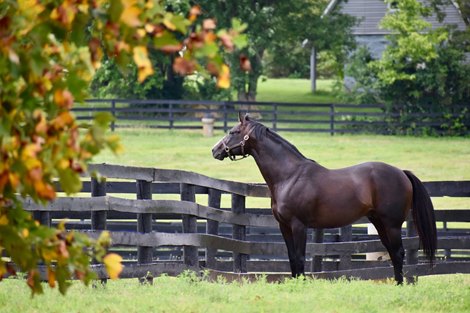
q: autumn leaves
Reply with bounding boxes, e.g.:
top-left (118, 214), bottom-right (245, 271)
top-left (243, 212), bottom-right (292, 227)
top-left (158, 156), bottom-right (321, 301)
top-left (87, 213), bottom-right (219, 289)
top-left (0, 0), bottom-right (247, 295)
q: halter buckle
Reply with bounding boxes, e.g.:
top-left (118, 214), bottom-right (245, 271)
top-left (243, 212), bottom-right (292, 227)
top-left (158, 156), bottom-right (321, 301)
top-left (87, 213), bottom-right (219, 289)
top-left (223, 128), bottom-right (254, 161)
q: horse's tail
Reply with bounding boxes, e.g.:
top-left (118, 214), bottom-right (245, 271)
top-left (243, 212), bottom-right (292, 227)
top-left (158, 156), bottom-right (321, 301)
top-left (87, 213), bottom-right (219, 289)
top-left (404, 170), bottom-right (437, 265)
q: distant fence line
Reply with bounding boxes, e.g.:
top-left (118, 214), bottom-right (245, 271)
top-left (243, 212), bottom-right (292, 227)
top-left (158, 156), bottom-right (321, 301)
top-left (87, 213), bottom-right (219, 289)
top-left (22, 164), bottom-right (470, 282)
top-left (72, 99), bottom-right (470, 135)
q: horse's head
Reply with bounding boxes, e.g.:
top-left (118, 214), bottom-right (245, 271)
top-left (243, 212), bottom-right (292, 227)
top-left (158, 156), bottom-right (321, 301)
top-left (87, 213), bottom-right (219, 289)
top-left (212, 112), bottom-right (255, 161)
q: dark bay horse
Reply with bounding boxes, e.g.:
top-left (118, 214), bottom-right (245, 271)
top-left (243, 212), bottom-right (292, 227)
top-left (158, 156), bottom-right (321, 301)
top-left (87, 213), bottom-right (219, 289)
top-left (212, 113), bottom-right (437, 284)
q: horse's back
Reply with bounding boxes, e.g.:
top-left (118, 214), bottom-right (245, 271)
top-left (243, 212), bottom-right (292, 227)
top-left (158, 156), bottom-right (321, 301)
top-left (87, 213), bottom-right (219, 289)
top-left (275, 161), bottom-right (412, 228)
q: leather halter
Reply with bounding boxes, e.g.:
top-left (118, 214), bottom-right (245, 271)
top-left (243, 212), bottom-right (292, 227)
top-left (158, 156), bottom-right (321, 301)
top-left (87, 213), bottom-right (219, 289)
top-left (222, 127), bottom-right (255, 161)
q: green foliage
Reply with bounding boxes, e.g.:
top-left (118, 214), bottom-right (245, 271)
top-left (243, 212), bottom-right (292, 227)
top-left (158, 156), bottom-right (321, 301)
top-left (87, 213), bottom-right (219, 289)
top-left (343, 0), bottom-right (470, 135)
top-left (267, 0), bottom-right (356, 80)
top-left (197, 0), bottom-right (355, 100)
top-left (90, 56), bottom-right (173, 99)
top-left (183, 75), bottom-right (233, 102)
top-left (374, 0), bottom-right (448, 84)
top-left (0, 0), bottom-right (242, 295)
top-left (340, 47), bottom-right (381, 104)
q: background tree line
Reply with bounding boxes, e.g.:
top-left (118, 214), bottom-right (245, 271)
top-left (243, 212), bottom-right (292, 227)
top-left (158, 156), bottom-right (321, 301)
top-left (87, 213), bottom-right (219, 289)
top-left (90, 0), bottom-right (356, 101)
top-left (0, 0), bottom-right (244, 294)
top-left (90, 0), bottom-right (469, 135)
top-left (342, 0), bottom-right (470, 135)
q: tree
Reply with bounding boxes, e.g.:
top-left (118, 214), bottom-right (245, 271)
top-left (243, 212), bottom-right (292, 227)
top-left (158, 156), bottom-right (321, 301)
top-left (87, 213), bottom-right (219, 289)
top-left (428, 0), bottom-right (470, 51)
top-left (89, 1), bottom-right (190, 100)
top-left (198, 0), bottom-right (355, 101)
top-left (0, 0), bottom-right (243, 295)
top-left (429, 0), bottom-right (470, 25)
top-left (343, 0), bottom-right (470, 134)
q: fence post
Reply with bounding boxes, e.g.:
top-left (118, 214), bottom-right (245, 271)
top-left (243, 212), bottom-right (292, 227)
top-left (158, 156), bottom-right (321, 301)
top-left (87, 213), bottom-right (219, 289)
top-left (169, 102), bottom-right (174, 129)
top-left (91, 177), bottom-right (107, 231)
top-left (181, 183), bottom-right (198, 267)
top-left (206, 188), bottom-right (221, 269)
top-left (231, 194), bottom-right (247, 273)
top-left (111, 100), bottom-right (116, 132)
top-left (223, 101), bottom-right (228, 132)
top-left (273, 103), bottom-right (278, 131)
top-left (443, 221), bottom-right (451, 259)
top-left (137, 180), bottom-right (153, 264)
top-left (338, 225), bottom-right (352, 270)
top-left (91, 177), bottom-right (107, 282)
top-left (329, 104), bottom-right (335, 136)
top-left (33, 211), bottom-right (51, 227)
top-left (312, 229), bottom-right (324, 272)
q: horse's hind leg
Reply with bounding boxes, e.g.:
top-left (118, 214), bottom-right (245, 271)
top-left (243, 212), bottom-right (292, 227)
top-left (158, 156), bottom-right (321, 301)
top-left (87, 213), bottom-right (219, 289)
top-left (384, 226), bottom-right (405, 285)
top-left (369, 215), bottom-right (405, 285)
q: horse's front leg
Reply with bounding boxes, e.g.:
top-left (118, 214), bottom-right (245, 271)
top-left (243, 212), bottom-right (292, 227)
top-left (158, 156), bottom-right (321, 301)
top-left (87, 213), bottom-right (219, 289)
top-left (279, 221), bottom-right (297, 277)
top-left (291, 217), bottom-right (308, 277)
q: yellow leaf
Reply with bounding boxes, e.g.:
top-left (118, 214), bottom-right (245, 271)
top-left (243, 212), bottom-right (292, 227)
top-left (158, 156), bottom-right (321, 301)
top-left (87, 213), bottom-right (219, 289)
top-left (120, 0), bottom-right (142, 27)
top-left (136, 28), bottom-right (146, 38)
top-left (0, 214), bottom-right (8, 226)
top-left (217, 64), bottom-right (230, 89)
top-left (133, 46), bottom-right (154, 82)
top-left (103, 253), bottom-right (123, 280)
top-left (47, 267), bottom-right (56, 288)
top-left (58, 158), bottom-right (69, 170)
top-left (54, 89), bottom-right (74, 109)
top-left (8, 173), bottom-right (19, 189)
top-left (163, 15), bottom-right (176, 31)
top-left (18, 0), bottom-right (45, 23)
top-left (57, 220), bottom-right (69, 231)
top-left (42, 248), bottom-right (58, 262)
top-left (145, 23), bottom-right (155, 33)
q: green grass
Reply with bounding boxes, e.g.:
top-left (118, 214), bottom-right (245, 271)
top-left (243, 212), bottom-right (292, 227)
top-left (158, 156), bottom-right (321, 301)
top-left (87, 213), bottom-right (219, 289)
top-left (2, 274), bottom-right (469, 313)
top-left (256, 78), bottom-right (337, 103)
top-left (90, 129), bottom-right (470, 211)
top-left (94, 129), bottom-right (470, 182)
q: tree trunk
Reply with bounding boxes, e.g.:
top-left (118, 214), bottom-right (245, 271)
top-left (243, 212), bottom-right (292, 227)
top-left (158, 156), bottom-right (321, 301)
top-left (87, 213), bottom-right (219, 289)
top-left (236, 49), bottom-right (264, 119)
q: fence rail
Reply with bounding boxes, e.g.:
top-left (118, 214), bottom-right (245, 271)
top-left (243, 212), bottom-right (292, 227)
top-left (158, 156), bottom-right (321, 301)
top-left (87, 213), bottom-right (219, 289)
top-left (23, 164), bottom-right (470, 282)
top-left (72, 99), bottom-right (470, 135)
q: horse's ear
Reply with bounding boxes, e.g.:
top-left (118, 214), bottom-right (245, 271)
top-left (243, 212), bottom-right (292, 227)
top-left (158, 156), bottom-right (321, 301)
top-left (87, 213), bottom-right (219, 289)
top-left (238, 111), bottom-right (243, 123)
top-left (239, 112), bottom-right (250, 124)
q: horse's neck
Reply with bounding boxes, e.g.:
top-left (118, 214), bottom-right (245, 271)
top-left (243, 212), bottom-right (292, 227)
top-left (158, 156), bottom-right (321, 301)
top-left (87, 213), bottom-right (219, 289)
top-left (250, 135), bottom-right (309, 189)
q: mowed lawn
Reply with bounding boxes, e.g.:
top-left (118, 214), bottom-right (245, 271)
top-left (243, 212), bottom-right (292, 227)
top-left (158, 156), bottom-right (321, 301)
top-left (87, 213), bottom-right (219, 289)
top-left (2, 274), bottom-right (469, 313)
top-left (4, 79), bottom-right (469, 312)
top-left (94, 129), bottom-right (470, 181)
top-left (92, 128), bottom-right (470, 210)
top-left (256, 78), bottom-right (337, 103)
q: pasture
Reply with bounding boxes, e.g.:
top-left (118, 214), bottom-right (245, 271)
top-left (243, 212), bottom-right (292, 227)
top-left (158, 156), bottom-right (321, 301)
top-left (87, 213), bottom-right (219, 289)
top-left (4, 127), bottom-right (470, 312)
top-left (92, 128), bottom-right (470, 209)
top-left (1, 274), bottom-right (469, 312)
top-left (256, 78), bottom-right (337, 103)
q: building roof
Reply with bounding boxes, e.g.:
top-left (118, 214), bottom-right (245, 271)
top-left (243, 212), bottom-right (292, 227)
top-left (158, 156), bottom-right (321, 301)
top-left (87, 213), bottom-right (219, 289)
top-left (323, 0), bottom-right (467, 35)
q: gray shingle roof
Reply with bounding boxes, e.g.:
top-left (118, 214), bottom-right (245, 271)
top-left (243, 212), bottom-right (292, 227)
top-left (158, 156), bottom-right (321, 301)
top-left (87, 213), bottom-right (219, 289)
top-left (324, 0), bottom-right (466, 35)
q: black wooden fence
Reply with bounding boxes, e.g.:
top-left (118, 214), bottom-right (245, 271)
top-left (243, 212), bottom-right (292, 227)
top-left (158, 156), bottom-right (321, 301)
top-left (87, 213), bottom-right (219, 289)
top-left (73, 99), bottom-right (470, 135)
top-left (24, 164), bottom-right (470, 281)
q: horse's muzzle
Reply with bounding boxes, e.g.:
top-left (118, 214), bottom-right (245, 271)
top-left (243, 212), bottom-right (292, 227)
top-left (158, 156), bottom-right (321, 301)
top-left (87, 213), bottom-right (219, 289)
top-left (212, 146), bottom-right (226, 161)
top-left (212, 137), bottom-right (227, 160)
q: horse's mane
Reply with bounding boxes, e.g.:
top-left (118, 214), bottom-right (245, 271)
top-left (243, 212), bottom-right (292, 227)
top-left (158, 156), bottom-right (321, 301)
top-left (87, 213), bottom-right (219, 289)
top-left (250, 121), bottom-right (308, 160)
